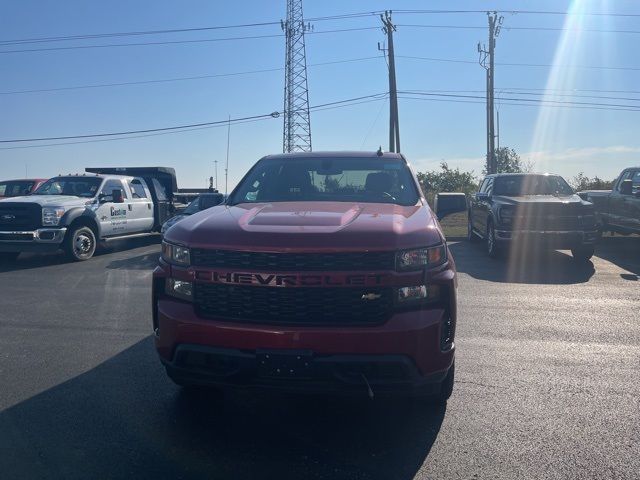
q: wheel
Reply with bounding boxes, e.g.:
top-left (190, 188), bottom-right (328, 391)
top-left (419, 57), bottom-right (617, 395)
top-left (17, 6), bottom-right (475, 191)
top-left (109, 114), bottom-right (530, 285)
top-left (64, 225), bottom-right (97, 261)
top-left (486, 220), bottom-right (501, 258)
top-left (467, 214), bottom-right (480, 243)
top-left (571, 246), bottom-right (594, 262)
top-left (429, 361), bottom-right (455, 405)
top-left (0, 252), bottom-right (19, 263)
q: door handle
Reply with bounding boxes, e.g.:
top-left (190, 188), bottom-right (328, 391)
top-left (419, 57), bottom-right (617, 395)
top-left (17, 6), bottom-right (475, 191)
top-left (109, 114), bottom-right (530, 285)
top-left (147, 203), bottom-right (151, 210)
top-left (128, 204), bottom-right (133, 211)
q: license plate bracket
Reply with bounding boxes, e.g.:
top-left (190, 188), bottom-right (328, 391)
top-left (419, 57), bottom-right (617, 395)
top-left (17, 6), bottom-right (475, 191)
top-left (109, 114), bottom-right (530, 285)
top-left (256, 350), bottom-right (314, 379)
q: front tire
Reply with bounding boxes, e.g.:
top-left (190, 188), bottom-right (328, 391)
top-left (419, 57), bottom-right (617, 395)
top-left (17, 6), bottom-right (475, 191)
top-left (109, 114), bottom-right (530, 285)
top-left (468, 214), bottom-right (480, 243)
top-left (64, 225), bottom-right (97, 261)
top-left (571, 246), bottom-right (594, 262)
top-left (486, 220), bottom-right (501, 258)
top-left (429, 361), bottom-right (455, 405)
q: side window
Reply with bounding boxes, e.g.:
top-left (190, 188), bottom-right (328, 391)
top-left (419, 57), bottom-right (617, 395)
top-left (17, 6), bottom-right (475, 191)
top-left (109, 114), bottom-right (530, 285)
top-left (486, 178), bottom-right (494, 194)
top-left (128, 179), bottom-right (148, 199)
top-left (617, 171), bottom-right (632, 191)
top-left (151, 178), bottom-right (167, 201)
top-left (101, 179), bottom-right (127, 198)
top-left (481, 178), bottom-right (494, 195)
top-left (631, 171), bottom-right (640, 193)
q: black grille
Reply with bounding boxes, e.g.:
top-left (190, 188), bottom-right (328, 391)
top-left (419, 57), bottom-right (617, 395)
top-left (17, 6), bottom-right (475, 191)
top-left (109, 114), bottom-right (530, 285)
top-left (0, 232), bottom-right (34, 241)
top-left (0, 203), bottom-right (41, 231)
top-left (194, 283), bottom-right (394, 325)
top-left (191, 249), bottom-right (396, 271)
top-left (514, 216), bottom-right (580, 231)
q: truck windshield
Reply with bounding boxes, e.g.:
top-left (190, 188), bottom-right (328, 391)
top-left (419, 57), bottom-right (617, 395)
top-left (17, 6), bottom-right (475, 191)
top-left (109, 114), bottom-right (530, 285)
top-left (493, 175), bottom-right (574, 196)
top-left (229, 157), bottom-right (420, 206)
top-left (34, 177), bottom-right (103, 198)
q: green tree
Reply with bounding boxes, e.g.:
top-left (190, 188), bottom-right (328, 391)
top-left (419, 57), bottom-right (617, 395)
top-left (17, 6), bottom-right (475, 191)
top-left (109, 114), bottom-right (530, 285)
top-left (417, 162), bottom-right (478, 204)
top-left (484, 147), bottom-right (533, 174)
top-left (570, 172), bottom-right (614, 191)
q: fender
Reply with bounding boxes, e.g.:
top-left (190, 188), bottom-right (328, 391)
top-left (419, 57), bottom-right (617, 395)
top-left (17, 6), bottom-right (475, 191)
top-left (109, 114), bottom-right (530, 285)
top-left (60, 207), bottom-right (102, 238)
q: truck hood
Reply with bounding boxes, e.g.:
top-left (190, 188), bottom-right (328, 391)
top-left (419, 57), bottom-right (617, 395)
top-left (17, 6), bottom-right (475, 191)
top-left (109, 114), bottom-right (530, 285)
top-left (165, 201), bottom-right (443, 251)
top-left (494, 194), bottom-right (584, 205)
top-left (0, 195), bottom-right (89, 207)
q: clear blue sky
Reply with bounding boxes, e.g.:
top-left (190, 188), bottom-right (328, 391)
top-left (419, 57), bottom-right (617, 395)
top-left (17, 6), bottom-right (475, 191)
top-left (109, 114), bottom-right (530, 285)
top-left (1, 0), bottom-right (639, 190)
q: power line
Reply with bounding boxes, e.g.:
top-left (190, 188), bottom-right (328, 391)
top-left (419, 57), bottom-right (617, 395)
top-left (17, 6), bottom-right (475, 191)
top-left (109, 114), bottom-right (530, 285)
top-left (399, 95), bottom-right (640, 113)
top-left (393, 9), bottom-right (640, 18)
top-left (399, 91), bottom-right (640, 111)
top-left (0, 26), bottom-right (379, 55)
top-left (400, 88), bottom-right (640, 102)
top-left (397, 54), bottom-right (640, 72)
top-left (0, 55), bottom-right (383, 96)
top-left (0, 93), bottom-right (387, 144)
top-left (0, 33), bottom-right (285, 54)
top-left (399, 23), bottom-right (640, 35)
top-left (0, 12), bottom-right (385, 47)
top-left (0, 95), bottom-right (387, 151)
top-left (0, 21), bottom-right (283, 46)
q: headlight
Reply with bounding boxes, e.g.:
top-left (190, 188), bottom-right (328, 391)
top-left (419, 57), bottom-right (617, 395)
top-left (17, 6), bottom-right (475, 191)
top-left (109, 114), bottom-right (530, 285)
top-left (161, 241), bottom-right (191, 266)
top-left (165, 278), bottom-right (193, 301)
top-left (42, 207), bottom-right (66, 226)
top-left (396, 245), bottom-right (446, 271)
top-left (498, 206), bottom-right (515, 225)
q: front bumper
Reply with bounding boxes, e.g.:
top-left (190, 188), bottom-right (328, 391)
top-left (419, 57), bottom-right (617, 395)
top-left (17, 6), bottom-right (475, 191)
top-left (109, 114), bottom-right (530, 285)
top-left (162, 344), bottom-right (450, 396)
top-left (0, 228), bottom-right (67, 252)
top-left (495, 229), bottom-right (598, 247)
top-left (153, 262), bottom-right (456, 395)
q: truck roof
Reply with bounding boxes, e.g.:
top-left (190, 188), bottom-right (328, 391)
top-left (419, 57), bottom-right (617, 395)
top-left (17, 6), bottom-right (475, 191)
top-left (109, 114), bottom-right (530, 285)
top-left (85, 167), bottom-right (178, 192)
top-left (261, 151), bottom-right (405, 161)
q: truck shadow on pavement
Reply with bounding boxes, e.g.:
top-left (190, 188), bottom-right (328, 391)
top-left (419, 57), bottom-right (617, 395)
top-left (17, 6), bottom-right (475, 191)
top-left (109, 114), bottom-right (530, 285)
top-left (0, 236), bottom-right (160, 273)
top-left (448, 241), bottom-right (595, 284)
top-left (594, 235), bottom-right (640, 279)
top-left (0, 336), bottom-right (445, 480)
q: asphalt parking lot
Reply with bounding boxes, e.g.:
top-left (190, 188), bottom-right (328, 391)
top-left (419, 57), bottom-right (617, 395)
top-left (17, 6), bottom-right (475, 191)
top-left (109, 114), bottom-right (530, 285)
top-left (0, 236), bottom-right (638, 480)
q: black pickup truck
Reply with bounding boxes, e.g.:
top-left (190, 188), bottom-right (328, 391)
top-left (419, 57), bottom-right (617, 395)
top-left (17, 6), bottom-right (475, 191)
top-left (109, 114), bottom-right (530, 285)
top-left (468, 173), bottom-right (598, 261)
top-left (578, 167), bottom-right (640, 235)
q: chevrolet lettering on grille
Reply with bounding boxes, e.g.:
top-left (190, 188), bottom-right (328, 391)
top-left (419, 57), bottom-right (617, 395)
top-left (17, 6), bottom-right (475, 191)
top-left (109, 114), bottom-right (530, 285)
top-left (1, 214), bottom-right (16, 221)
top-left (198, 271), bottom-right (390, 287)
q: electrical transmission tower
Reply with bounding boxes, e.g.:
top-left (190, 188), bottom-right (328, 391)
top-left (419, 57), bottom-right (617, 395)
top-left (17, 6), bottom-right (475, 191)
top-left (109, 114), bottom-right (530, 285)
top-left (281, 0), bottom-right (312, 153)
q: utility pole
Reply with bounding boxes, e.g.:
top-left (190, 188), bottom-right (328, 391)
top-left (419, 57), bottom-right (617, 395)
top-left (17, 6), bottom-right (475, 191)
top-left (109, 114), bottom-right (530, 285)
top-left (281, 0), bottom-right (312, 153)
top-left (214, 159), bottom-right (218, 190)
top-left (225, 115), bottom-right (230, 195)
top-left (478, 11), bottom-right (503, 174)
top-left (496, 110), bottom-right (500, 151)
top-left (380, 11), bottom-right (400, 153)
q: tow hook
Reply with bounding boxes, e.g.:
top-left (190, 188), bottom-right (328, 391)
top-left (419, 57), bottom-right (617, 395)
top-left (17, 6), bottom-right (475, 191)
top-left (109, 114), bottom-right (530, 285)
top-left (361, 373), bottom-right (374, 400)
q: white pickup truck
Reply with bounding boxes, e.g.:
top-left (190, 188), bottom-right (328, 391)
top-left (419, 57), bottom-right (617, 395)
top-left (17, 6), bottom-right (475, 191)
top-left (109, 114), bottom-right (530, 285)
top-left (0, 167), bottom-right (180, 261)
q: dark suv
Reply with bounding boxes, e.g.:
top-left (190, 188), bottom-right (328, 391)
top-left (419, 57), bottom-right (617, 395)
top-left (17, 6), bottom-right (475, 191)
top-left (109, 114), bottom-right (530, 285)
top-left (468, 173), bottom-right (598, 261)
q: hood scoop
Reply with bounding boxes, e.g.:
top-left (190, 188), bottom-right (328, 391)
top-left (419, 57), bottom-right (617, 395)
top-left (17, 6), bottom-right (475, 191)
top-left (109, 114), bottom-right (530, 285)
top-left (240, 204), bottom-right (363, 232)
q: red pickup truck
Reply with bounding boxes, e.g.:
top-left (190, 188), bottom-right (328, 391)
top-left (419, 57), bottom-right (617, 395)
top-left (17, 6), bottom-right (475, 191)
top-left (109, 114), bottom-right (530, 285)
top-left (0, 178), bottom-right (47, 198)
top-left (153, 152), bottom-right (457, 402)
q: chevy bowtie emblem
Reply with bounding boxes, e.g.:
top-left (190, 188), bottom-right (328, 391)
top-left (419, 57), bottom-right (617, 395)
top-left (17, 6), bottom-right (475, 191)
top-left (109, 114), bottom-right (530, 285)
top-left (1, 214), bottom-right (15, 221)
top-left (361, 293), bottom-right (382, 301)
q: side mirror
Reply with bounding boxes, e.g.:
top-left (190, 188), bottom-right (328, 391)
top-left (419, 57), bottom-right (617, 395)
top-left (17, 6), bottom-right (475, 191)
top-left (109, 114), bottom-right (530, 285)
top-left (475, 192), bottom-right (489, 201)
top-left (112, 188), bottom-right (124, 203)
top-left (620, 179), bottom-right (633, 195)
top-left (434, 193), bottom-right (468, 221)
top-left (98, 194), bottom-right (112, 204)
